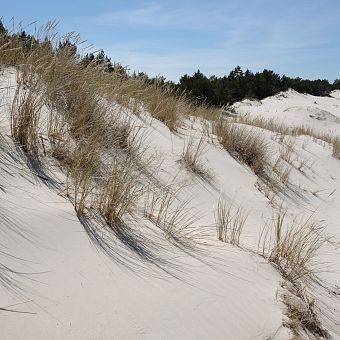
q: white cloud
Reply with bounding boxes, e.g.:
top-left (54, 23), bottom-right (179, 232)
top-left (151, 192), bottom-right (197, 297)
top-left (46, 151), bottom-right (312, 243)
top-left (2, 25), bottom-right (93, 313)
top-left (90, 2), bottom-right (228, 31)
top-left (84, 1), bottom-right (340, 81)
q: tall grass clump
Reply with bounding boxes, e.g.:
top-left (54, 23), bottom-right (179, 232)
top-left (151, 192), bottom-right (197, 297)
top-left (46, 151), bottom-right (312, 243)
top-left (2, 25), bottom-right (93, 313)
top-left (142, 83), bottom-right (186, 132)
top-left (97, 157), bottom-right (143, 226)
top-left (67, 142), bottom-right (100, 216)
top-left (214, 119), bottom-right (268, 175)
top-left (10, 71), bottom-right (44, 154)
top-left (1, 25), bottom-right (146, 213)
top-left (333, 138), bottom-right (340, 159)
top-left (180, 136), bottom-right (212, 180)
top-left (258, 212), bottom-right (330, 337)
top-left (259, 212), bottom-right (328, 281)
top-left (144, 185), bottom-right (196, 243)
top-left (215, 198), bottom-right (248, 246)
top-left (282, 286), bottom-right (329, 338)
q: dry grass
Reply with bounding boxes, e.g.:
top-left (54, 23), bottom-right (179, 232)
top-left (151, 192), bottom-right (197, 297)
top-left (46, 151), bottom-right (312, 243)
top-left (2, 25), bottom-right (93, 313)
top-left (280, 138), bottom-right (295, 164)
top-left (235, 115), bottom-right (336, 145)
top-left (271, 149), bottom-right (293, 187)
top-left (259, 212), bottom-right (331, 337)
top-left (215, 198), bottom-right (248, 246)
top-left (259, 212), bottom-right (328, 282)
top-left (0, 27), bottom-right (153, 229)
top-left (67, 143), bottom-right (100, 216)
top-left (180, 136), bottom-right (212, 180)
top-left (0, 39), bottom-right (24, 66)
top-left (191, 103), bottom-right (220, 121)
top-left (144, 184), bottom-right (196, 243)
top-left (282, 284), bottom-right (329, 338)
top-left (10, 73), bottom-right (43, 154)
top-left (142, 84), bottom-right (185, 132)
top-left (214, 119), bottom-right (268, 175)
top-left (96, 157), bottom-right (143, 226)
top-left (0, 26), bottom-right (335, 334)
top-left (333, 138), bottom-right (340, 159)
top-left (1, 24), bottom-right (222, 135)
top-left (0, 24), bottom-right (210, 257)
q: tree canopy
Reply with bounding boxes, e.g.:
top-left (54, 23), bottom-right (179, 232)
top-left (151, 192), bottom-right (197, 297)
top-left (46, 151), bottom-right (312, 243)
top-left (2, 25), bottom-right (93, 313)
top-left (177, 67), bottom-right (339, 106)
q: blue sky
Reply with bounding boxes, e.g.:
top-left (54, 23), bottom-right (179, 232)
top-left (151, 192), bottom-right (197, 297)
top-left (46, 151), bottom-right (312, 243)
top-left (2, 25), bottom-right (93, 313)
top-left (1, 0), bottom-right (340, 81)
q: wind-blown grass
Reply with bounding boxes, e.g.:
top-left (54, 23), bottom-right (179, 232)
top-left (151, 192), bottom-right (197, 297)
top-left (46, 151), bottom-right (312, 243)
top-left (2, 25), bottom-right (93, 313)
top-left (333, 138), bottom-right (340, 159)
top-left (97, 156), bottom-right (143, 226)
top-left (215, 198), bottom-right (248, 246)
top-left (0, 27), bottom-right (149, 231)
top-left (144, 184), bottom-right (197, 244)
top-left (259, 212), bottom-right (329, 282)
top-left (282, 285), bottom-right (329, 338)
top-left (180, 136), bottom-right (213, 180)
top-left (10, 73), bottom-right (43, 154)
top-left (214, 119), bottom-right (268, 175)
top-left (234, 115), bottom-right (336, 146)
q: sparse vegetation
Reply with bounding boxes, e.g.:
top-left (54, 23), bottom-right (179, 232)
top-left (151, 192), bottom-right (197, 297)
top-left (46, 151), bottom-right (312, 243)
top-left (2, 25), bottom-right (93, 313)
top-left (214, 119), bottom-right (268, 175)
top-left (215, 198), bottom-right (247, 246)
top-left (10, 74), bottom-right (43, 154)
top-left (180, 136), bottom-right (212, 180)
top-left (282, 285), bottom-right (329, 338)
top-left (333, 138), bottom-right (340, 159)
top-left (258, 213), bottom-right (331, 338)
top-left (144, 185), bottom-right (196, 243)
top-left (235, 115), bottom-right (336, 145)
top-left (259, 212), bottom-right (328, 281)
top-left (97, 157), bottom-right (143, 226)
top-left (270, 148), bottom-right (293, 188)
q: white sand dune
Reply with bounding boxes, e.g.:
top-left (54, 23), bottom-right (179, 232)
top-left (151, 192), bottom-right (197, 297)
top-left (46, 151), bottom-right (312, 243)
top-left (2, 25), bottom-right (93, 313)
top-left (1, 70), bottom-right (339, 339)
top-left (232, 89), bottom-right (340, 137)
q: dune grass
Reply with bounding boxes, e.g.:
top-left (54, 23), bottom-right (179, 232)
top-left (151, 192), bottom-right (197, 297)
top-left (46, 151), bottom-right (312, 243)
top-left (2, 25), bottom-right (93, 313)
top-left (1, 24), bottom-right (206, 255)
top-left (96, 157), bottom-right (143, 226)
top-left (234, 115), bottom-right (336, 146)
top-left (215, 198), bottom-right (248, 246)
top-left (213, 119), bottom-right (268, 175)
top-left (0, 24), bottom-right (336, 336)
top-left (2, 22), bottom-right (335, 262)
top-left (142, 83), bottom-right (185, 132)
top-left (333, 138), bottom-right (340, 159)
top-left (10, 73), bottom-right (43, 154)
top-left (180, 136), bottom-right (213, 180)
top-left (259, 212), bottom-right (328, 282)
top-left (282, 285), bottom-right (329, 338)
top-left (144, 184), bottom-right (197, 244)
top-left (258, 212), bottom-right (331, 337)
top-left (0, 28), bottom-right (147, 226)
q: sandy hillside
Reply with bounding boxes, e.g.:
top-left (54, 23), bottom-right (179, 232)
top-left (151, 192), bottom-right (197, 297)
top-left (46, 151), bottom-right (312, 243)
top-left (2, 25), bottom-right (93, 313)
top-left (1, 67), bottom-right (340, 340)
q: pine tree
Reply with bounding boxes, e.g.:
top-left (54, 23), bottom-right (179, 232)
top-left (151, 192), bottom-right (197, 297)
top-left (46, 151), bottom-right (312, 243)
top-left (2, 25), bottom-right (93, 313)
top-left (0, 18), bottom-right (8, 46)
top-left (333, 79), bottom-right (340, 90)
top-left (0, 19), bottom-right (7, 35)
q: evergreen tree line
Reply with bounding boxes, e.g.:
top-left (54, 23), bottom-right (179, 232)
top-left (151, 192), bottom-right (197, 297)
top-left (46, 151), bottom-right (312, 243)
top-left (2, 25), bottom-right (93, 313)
top-left (1, 19), bottom-right (339, 107)
top-left (0, 20), bottom-right (129, 77)
top-left (177, 67), bottom-right (340, 106)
